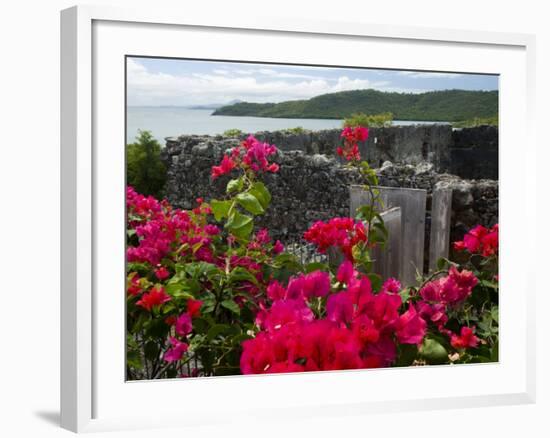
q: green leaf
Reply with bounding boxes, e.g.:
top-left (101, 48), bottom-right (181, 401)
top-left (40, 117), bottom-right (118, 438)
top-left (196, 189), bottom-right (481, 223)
top-left (126, 350), bottom-right (143, 370)
top-left (232, 333), bottom-right (253, 345)
top-left (236, 192), bottom-right (264, 215)
top-left (356, 205), bottom-right (374, 220)
top-left (399, 288), bottom-right (410, 303)
top-left (191, 317), bottom-right (210, 335)
top-left (211, 199), bottom-right (233, 221)
top-left (436, 257), bottom-right (455, 271)
top-left (225, 211), bottom-right (253, 239)
top-left (229, 267), bottom-right (260, 286)
top-left (164, 282), bottom-right (194, 299)
top-left (480, 279), bottom-right (499, 290)
top-left (226, 177), bottom-right (244, 194)
top-left (491, 306), bottom-right (499, 324)
top-left (144, 341), bottom-right (159, 361)
top-left (184, 261), bottom-right (220, 279)
top-left (249, 182), bottom-right (271, 209)
top-left (395, 343), bottom-right (419, 367)
top-left (207, 324), bottom-right (230, 341)
top-left (272, 253), bottom-right (303, 272)
top-left (221, 299), bottom-right (240, 315)
top-left (420, 338), bottom-right (448, 364)
top-left (367, 273), bottom-right (382, 292)
top-left (372, 220), bottom-right (388, 239)
top-left (305, 262), bottom-right (329, 273)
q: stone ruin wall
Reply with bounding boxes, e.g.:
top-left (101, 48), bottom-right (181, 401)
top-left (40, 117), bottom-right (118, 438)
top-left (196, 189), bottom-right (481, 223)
top-left (160, 125), bottom-right (498, 253)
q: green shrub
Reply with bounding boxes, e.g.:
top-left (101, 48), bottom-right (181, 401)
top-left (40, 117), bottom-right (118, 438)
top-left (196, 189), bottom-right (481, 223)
top-left (222, 128), bottom-right (244, 137)
top-left (127, 130), bottom-right (167, 199)
top-left (452, 115), bottom-right (498, 128)
top-left (343, 112), bottom-right (393, 128)
top-left (282, 126), bottom-right (307, 134)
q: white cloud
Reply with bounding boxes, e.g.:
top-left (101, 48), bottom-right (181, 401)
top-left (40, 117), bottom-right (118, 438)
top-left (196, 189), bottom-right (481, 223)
top-left (397, 71), bottom-right (463, 79)
top-left (126, 59), bottom-right (423, 106)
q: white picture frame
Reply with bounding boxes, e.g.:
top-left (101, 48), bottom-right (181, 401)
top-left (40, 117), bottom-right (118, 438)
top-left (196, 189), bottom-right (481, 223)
top-left (60, 4), bottom-right (537, 433)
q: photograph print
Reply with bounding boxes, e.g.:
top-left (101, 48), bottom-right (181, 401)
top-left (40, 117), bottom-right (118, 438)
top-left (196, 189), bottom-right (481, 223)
top-left (125, 57), bottom-right (499, 380)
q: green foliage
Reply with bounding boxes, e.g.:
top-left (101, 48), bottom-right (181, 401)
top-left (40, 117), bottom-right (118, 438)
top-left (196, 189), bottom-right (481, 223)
top-left (222, 128), bottom-right (244, 137)
top-left (126, 130), bottom-right (166, 198)
top-left (282, 126), bottom-right (307, 134)
top-left (452, 115), bottom-right (498, 128)
top-left (344, 112), bottom-right (393, 128)
top-left (213, 89), bottom-right (499, 122)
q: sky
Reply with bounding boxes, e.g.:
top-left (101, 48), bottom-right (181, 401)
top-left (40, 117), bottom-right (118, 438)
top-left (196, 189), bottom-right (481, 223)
top-left (126, 57), bottom-right (499, 107)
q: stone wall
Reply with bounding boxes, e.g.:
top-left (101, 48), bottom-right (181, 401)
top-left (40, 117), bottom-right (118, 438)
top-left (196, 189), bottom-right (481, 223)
top-left (171, 124), bottom-right (498, 180)
top-left (161, 133), bottom-right (498, 248)
top-left (448, 125), bottom-right (499, 179)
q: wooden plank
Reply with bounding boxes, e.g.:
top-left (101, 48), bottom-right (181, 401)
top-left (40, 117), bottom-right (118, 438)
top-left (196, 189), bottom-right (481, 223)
top-left (371, 207), bottom-right (402, 280)
top-left (350, 185), bottom-right (427, 286)
top-left (429, 188), bottom-right (452, 271)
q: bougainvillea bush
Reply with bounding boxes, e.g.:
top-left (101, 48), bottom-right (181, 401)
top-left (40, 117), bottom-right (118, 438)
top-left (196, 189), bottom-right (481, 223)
top-left (126, 130), bottom-right (499, 380)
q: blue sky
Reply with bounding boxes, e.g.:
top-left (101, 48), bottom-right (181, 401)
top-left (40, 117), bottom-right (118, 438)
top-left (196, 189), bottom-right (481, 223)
top-left (127, 57), bottom-right (498, 107)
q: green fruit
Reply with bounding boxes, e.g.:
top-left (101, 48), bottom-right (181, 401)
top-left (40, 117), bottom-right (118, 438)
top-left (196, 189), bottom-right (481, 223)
top-left (420, 338), bottom-right (448, 364)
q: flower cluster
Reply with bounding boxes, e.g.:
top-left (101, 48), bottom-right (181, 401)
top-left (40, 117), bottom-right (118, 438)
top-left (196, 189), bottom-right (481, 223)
top-left (453, 224), bottom-right (499, 257)
top-left (416, 265), bottom-right (479, 347)
top-left (247, 228), bottom-right (284, 255)
top-left (241, 261), bottom-right (426, 374)
top-left (127, 145), bottom-right (498, 379)
top-left (163, 298), bottom-right (203, 362)
top-left (337, 126), bottom-right (369, 161)
top-left (126, 187), bottom-right (218, 266)
top-left (304, 217), bottom-right (368, 261)
top-left (211, 135), bottom-right (279, 179)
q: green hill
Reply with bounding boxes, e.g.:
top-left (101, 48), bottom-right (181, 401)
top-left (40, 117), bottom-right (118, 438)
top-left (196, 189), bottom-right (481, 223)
top-left (212, 89), bottom-right (498, 122)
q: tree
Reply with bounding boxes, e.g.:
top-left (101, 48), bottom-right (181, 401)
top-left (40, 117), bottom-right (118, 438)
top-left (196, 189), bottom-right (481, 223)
top-left (127, 130), bottom-right (167, 198)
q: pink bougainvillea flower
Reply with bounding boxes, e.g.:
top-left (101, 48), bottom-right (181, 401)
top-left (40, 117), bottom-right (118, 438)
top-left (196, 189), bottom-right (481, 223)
top-left (204, 224), bottom-right (220, 235)
top-left (351, 314), bottom-right (380, 344)
top-left (354, 126), bottom-right (369, 142)
top-left (453, 223), bottom-right (499, 257)
top-left (211, 155), bottom-right (236, 179)
top-left (395, 304), bottom-right (427, 345)
top-left (364, 335), bottom-right (397, 367)
top-left (381, 277), bottom-right (401, 294)
top-left (272, 240), bottom-right (284, 255)
top-left (417, 302), bottom-right (448, 328)
top-left (163, 337), bottom-right (189, 362)
top-left (302, 271), bottom-right (331, 299)
top-left (175, 312), bottom-right (192, 337)
top-left (154, 266), bottom-right (170, 280)
top-left (451, 326), bottom-right (480, 349)
top-left (221, 135), bottom-right (280, 175)
top-left (338, 126), bottom-right (368, 161)
top-left (255, 228), bottom-right (271, 245)
top-left (255, 298), bottom-right (314, 331)
top-left (364, 291), bottom-right (401, 329)
top-left (419, 266), bottom-right (477, 306)
top-left (186, 298), bottom-right (203, 318)
top-left (267, 280), bottom-right (287, 301)
top-left (135, 286), bottom-right (171, 311)
top-left (304, 217), bottom-right (368, 262)
top-left (447, 266), bottom-right (478, 298)
top-left (336, 260), bottom-right (356, 284)
top-left (127, 274), bottom-right (142, 297)
top-left (327, 292), bottom-right (354, 325)
top-left (286, 271), bottom-right (330, 300)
